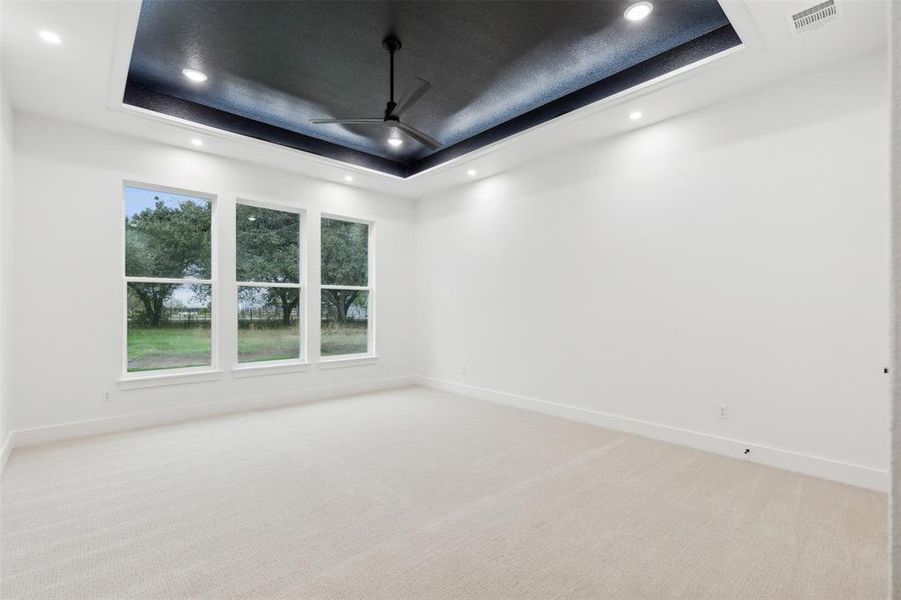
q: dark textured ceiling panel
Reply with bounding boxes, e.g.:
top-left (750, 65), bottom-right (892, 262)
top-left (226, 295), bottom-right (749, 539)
top-left (125, 0), bottom-right (740, 176)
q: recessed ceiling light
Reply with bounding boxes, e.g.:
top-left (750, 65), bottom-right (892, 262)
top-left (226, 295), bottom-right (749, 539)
top-left (190, 138), bottom-right (203, 147)
top-left (629, 111), bottom-right (643, 121)
top-left (467, 169), bottom-right (477, 176)
top-left (387, 137), bottom-right (403, 147)
top-left (182, 68), bottom-right (208, 83)
top-left (344, 175), bottom-right (354, 182)
top-left (38, 30), bottom-right (62, 45)
top-left (247, 216), bottom-right (257, 222)
top-left (624, 2), bottom-right (653, 21)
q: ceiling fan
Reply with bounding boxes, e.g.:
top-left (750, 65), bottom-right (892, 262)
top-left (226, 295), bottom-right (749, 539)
top-left (310, 36), bottom-right (440, 151)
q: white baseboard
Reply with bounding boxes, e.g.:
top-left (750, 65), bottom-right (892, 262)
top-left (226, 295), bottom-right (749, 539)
top-left (4, 376), bottom-right (418, 459)
top-left (3, 375), bottom-right (888, 493)
top-left (0, 433), bottom-right (11, 475)
top-left (415, 376), bottom-right (889, 493)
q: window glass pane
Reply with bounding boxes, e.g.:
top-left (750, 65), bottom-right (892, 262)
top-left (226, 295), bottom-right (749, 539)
top-left (321, 218), bottom-right (368, 286)
top-left (238, 286), bottom-right (300, 363)
top-left (321, 290), bottom-right (368, 356)
top-left (127, 283), bottom-right (211, 371)
top-left (236, 204), bottom-right (300, 283)
top-left (125, 187), bottom-right (212, 279)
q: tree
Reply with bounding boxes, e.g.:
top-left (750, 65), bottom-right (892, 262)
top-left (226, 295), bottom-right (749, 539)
top-left (236, 205), bottom-right (300, 325)
top-left (126, 197), bottom-right (211, 326)
top-left (320, 218), bottom-right (368, 323)
top-left (127, 203), bottom-right (366, 328)
top-left (238, 286), bottom-right (299, 327)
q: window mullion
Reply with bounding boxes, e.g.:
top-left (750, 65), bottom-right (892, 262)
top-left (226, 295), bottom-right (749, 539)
top-left (236, 281), bottom-right (300, 289)
top-left (319, 285), bottom-right (369, 292)
top-left (126, 276), bottom-right (212, 285)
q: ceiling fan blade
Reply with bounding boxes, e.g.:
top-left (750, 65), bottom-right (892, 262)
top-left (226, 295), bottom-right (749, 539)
top-left (394, 78), bottom-right (431, 117)
top-left (396, 121), bottom-right (441, 150)
top-left (310, 118), bottom-right (384, 125)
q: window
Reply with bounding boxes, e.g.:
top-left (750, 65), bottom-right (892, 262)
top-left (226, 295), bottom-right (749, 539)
top-left (124, 185), bottom-right (214, 373)
top-left (320, 216), bottom-right (372, 357)
top-left (236, 203), bottom-right (303, 363)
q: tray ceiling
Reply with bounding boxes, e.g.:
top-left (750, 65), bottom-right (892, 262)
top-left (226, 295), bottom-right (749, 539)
top-left (125, 0), bottom-right (740, 177)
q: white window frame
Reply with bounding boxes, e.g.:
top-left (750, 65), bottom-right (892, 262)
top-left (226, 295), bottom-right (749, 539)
top-left (319, 213), bottom-right (375, 362)
top-left (120, 181), bottom-right (219, 380)
top-left (234, 198), bottom-right (307, 367)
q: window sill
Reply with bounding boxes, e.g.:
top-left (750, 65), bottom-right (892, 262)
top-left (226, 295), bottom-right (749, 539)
top-left (232, 362), bottom-right (310, 378)
top-left (116, 369), bottom-right (224, 390)
top-left (317, 355), bottom-right (379, 369)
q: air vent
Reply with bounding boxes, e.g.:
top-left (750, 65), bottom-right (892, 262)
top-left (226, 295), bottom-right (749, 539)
top-left (790, 0), bottom-right (837, 33)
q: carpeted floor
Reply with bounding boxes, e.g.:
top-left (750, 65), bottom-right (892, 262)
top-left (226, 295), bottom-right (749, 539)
top-left (0, 386), bottom-right (888, 599)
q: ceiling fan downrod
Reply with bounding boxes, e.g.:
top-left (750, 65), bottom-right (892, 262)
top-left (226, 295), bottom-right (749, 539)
top-left (383, 36), bottom-right (402, 121)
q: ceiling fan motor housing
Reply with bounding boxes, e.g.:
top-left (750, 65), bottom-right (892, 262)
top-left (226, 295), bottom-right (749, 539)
top-left (382, 36), bottom-right (402, 53)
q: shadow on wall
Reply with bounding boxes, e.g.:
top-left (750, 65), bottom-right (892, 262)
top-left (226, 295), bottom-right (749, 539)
top-left (420, 51), bottom-right (887, 219)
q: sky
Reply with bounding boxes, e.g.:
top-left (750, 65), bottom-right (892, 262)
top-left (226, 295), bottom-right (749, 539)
top-left (125, 186), bottom-right (208, 219)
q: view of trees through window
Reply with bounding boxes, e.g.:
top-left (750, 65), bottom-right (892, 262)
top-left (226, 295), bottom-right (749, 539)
top-left (125, 186), bottom-right (212, 372)
top-left (236, 204), bottom-right (302, 363)
top-left (124, 187), bottom-right (374, 373)
top-left (321, 217), bottom-right (370, 357)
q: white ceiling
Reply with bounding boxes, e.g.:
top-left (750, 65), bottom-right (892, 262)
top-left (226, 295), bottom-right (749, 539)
top-left (0, 0), bottom-right (889, 199)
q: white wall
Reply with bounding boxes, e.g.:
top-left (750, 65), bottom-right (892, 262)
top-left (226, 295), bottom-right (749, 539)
top-left (0, 75), bottom-right (13, 449)
top-left (890, 0), bottom-right (900, 594)
top-left (415, 51), bottom-right (890, 488)
top-left (9, 115), bottom-right (418, 432)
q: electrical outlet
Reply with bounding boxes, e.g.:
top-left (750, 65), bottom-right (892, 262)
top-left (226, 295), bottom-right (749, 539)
top-left (717, 403), bottom-right (729, 420)
top-left (100, 390), bottom-right (112, 404)
top-left (461, 363), bottom-right (467, 376)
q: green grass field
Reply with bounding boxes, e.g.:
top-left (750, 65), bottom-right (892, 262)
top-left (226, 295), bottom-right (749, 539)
top-left (238, 326), bottom-right (300, 363)
top-left (320, 324), bottom-right (368, 356)
top-left (128, 323), bottom-right (367, 371)
top-left (127, 327), bottom-right (212, 371)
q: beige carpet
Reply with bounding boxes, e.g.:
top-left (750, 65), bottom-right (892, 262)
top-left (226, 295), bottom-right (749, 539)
top-left (0, 386), bottom-right (888, 599)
